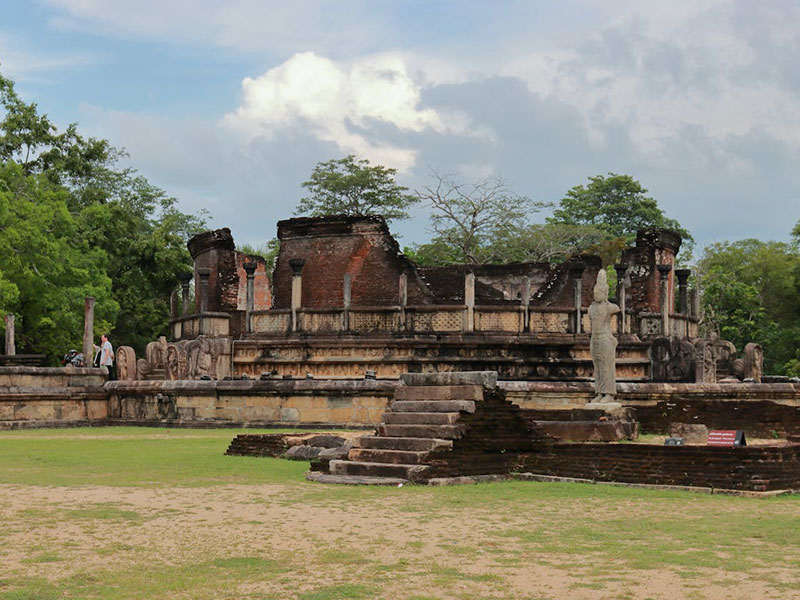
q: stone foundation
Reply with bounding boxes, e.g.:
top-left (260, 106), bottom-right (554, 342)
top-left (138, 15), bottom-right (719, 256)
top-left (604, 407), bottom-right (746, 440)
top-left (521, 443), bottom-right (800, 492)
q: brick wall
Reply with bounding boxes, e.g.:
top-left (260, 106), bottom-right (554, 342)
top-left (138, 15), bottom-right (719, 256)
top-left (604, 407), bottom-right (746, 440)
top-left (521, 443), bottom-right (800, 491)
top-left (272, 216), bottom-right (432, 309)
top-left (621, 228), bottom-right (682, 313)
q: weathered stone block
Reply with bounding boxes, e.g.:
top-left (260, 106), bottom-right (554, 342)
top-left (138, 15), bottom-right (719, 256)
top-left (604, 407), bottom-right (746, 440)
top-left (399, 371), bottom-right (497, 389)
top-left (61, 402), bottom-right (83, 421)
top-left (0, 403), bottom-right (15, 419)
top-left (86, 400), bottom-right (108, 420)
top-left (280, 407), bottom-right (300, 422)
top-left (241, 406), bottom-right (280, 420)
top-left (394, 386), bottom-right (483, 402)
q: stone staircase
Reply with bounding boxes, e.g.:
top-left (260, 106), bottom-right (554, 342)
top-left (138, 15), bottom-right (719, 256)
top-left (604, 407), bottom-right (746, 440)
top-left (308, 372), bottom-right (546, 485)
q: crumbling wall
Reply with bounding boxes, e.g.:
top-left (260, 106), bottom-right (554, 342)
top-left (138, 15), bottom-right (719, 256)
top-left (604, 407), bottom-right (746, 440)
top-left (272, 216), bottom-right (432, 309)
top-left (621, 228), bottom-right (682, 313)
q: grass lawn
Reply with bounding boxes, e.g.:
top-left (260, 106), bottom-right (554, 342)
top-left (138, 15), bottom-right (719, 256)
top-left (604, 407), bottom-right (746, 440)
top-left (0, 427), bottom-right (799, 600)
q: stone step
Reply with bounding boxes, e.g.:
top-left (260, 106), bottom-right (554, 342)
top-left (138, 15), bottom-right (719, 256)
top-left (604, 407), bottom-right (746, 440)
top-left (382, 412), bottom-right (461, 425)
top-left (355, 436), bottom-right (453, 452)
top-left (306, 472), bottom-right (410, 486)
top-left (391, 400), bottom-right (476, 413)
top-left (328, 459), bottom-right (430, 481)
top-left (394, 385), bottom-right (484, 402)
top-left (348, 448), bottom-right (429, 464)
top-left (377, 423), bottom-right (463, 439)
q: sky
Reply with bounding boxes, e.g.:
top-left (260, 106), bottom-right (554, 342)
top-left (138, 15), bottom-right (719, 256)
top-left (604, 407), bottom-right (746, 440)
top-left (2, 0), bottom-right (799, 256)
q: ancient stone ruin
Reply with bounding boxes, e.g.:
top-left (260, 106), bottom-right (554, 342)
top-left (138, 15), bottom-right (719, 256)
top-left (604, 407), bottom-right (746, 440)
top-left (3, 213), bottom-right (799, 493)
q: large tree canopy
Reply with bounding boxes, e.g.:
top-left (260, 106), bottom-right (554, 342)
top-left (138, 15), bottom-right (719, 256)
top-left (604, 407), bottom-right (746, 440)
top-left (549, 173), bottom-right (693, 256)
top-left (698, 232), bottom-right (800, 376)
top-left (295, 155), bottom-right (417, 224)
top-left (0, 71), bottom-right (205, 361)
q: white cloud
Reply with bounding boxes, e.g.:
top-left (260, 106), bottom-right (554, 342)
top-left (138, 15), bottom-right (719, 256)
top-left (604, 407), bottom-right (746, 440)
top-left (222, 52), bottom-right (468, 171)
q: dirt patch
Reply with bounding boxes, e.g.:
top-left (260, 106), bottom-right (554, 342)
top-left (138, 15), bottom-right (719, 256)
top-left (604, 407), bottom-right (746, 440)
top-left (1, 482), bottom-right (799, 600)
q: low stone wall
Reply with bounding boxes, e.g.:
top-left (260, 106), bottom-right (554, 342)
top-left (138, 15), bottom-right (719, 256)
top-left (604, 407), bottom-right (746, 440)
top-left (521, 443), bottom-right (800, 492)
top-left (107, 379), bottom-right (394, 427)
top-left (0, 366), bottom-right (109, 427)
top-left (3, 365), bottom-right (800, 435)
top-left (502, 381), bottom-right (800, 437)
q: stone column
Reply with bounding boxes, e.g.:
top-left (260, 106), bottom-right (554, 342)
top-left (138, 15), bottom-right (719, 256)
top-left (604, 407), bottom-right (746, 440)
top-left (243, 262), bottom-right (257, 334)
top-left (342, 273), bottom-right (351, 331)
top-left (614, 263), bottom-right (628, 336)
top-left (690, 287), bottom-right (700, 319)
top-left (169, 290), bottom-right (178, 319)
top-left (289, 259), bottom-right (305, 333)
top-left (657, 264), bottom-right (672, 336)
top-left (399, 272), bottom-right (408, 331)
top-left (82, 297), bottom-right (95, 364)
top-left (196, 268), bottom-right (211, 313)
top-left (463, 271), bottom-right (475, 333)
top-left (675, 269), bottom-right (691, 314)
top-left (178, 272), bottom-right (193, 316)
top-left (522, 276), bottom-right (531, 333)
top-left (569, 262), bottom-right (585, 334)
top-left (4, 314), bottom-right (15, 355)
top-left (675, 267), bottom-right (691, 339)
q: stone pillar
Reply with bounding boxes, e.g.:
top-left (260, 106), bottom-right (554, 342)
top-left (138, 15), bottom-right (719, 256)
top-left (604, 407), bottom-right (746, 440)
top-left (196, 268), bottom-right (211, 313)
top-left (675, 269), bottom-right (691, 314)
top-left (522, 276), bottom-right (531, 333)
top-left (243, 262), bottom-right (257, 334)
top-left (289, 259), bottom-right (305, 333)
top-left (169, 290), bottom-right (178, 319)
top-left (690, 287), bottom-right (700, 319)
top-left (82, 297), bottom-right (95, 364)
top-left (675, 268), bottom-right (691, 339)
top-left (4, 314), bottom-right (14, 355)
top-left (178, 272), bottom-right (193, 316)
top-left (399, 273), bottom-right (408, 331)
top-left (342, 273), bottom-right (351, 331)
top-left (614, 263), bottom-right (628, 336)
top-left (657, 264), bottom-right (672, 336)
top-left (463, 271), bottom-right (475, 333)
top-left (569, 262), bottom-right (586, 334)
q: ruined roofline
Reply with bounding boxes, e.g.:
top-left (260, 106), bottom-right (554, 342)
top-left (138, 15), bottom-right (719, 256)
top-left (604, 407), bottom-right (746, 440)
top-left (277, 214), bottom-right (391, 240)
top-left (635, 228), bottom-right (683, 254)
top-left (187, 227), bottom-right (235, 259)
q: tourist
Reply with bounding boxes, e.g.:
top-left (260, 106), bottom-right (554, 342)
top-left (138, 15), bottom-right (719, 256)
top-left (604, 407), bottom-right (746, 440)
top-left (93, 333), bottom-right (116, 380)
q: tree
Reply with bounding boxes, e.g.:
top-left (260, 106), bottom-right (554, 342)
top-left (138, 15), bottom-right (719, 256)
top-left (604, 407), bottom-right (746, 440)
top-left (487, 222), bottom-right (609, 265)
top-left (239, 238), bottom-right (280, 273)
top-left (549, 173), bottom-right (693, 261)
top-left (0, 70), bottom-right (205, 359)
top-left (0, 162), bottom-right (117, 357)
top-left (414, 169), bottom-right (548, 265)
top-left (697, 237), bottom-right (800, 376)
top-left (295, 155), bottom-right (417, 223)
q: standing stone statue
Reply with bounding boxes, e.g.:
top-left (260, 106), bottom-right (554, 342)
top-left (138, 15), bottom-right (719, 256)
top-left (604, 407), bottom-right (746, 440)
top-left (588, 269), bottom-right (620, 402)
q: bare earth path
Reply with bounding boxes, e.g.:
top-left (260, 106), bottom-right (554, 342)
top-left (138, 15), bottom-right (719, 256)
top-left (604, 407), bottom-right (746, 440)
top-left (0, 429), bottom-right (799, 600)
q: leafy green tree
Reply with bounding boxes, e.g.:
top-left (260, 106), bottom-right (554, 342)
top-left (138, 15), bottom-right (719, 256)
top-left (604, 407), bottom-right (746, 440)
top-left (486, 222), bottom-right (609, 265)
top-left (549, 173), bottom-right (693, 263)
top-left (295, 155), bottom-right (417, 223)
top-left (239, 238), bottom-right (280, 273)
top-left (698, 237), bottom-right (800, 375)
top-left (0, 70), bottom-right (205, 359)
top-left (0, 163), bottom-right (117, 358)
top-left (414, 169), bottom-right (549, 265)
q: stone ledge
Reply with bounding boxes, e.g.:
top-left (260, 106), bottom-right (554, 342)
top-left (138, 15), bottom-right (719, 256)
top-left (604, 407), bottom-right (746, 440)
top-left (514, 473), bottom-right (798, 497)
top-left (400, 371), bottom-right (498, 389)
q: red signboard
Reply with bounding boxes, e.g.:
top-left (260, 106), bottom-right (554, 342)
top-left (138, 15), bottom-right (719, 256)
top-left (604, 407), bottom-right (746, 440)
top-left (707, 430), bottom-right (746, 447)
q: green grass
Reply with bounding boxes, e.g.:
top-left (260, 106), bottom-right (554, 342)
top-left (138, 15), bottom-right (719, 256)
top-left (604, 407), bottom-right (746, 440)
top-left (1, 427), bottom-right (799, 600)
top-left (0, 427), bottom-right (309, 487)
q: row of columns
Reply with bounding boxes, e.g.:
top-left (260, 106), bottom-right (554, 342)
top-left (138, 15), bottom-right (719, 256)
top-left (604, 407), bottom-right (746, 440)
top-left (281, 260), bottom-right (697, 336)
